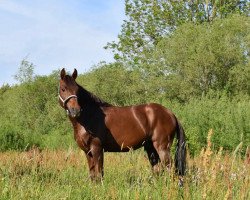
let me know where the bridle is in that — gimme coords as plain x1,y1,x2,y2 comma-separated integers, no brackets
58,94,78,108
58,82,78,108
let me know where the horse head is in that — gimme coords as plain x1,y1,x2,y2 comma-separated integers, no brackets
59,68,81,118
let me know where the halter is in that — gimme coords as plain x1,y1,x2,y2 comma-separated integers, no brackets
58,94,78,108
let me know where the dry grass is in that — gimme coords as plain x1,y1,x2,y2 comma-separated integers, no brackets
0,131,249,200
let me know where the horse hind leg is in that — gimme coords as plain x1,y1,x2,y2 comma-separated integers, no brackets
152,138,173,173
144,140,161,174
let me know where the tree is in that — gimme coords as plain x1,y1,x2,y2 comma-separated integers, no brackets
228,62,250,95
14,59,35,83
0,84,10,97
106,0,249,66
153,15,250,100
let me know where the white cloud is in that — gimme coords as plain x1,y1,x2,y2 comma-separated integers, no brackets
0,0,125,85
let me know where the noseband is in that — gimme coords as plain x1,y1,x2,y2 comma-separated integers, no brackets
58,94,78,108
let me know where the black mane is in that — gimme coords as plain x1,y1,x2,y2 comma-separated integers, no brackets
77,84,111,107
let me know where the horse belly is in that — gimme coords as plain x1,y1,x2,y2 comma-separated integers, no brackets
104,107,148,152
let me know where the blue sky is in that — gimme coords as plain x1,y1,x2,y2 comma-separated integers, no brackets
0,0,125,85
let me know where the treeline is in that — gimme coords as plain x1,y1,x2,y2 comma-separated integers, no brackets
0,0,249,154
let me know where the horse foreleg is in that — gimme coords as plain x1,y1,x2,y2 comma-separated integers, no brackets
85,138,104,182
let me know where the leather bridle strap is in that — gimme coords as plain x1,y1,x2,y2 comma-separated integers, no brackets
58,94,78,108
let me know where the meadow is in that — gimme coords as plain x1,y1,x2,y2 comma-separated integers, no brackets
0,131,249,200
1,2,249,199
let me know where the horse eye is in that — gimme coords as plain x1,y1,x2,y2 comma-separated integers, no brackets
62,88,65,92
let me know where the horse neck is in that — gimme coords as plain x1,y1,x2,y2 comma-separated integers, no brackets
78,85,111,107
69,116,80,130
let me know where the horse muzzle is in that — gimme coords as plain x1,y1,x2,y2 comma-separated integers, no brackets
67,107,81,118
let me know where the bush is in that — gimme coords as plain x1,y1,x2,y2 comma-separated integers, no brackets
0,123,40,151
167,92,250,155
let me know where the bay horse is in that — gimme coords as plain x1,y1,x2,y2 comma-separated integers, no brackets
58,68,186,182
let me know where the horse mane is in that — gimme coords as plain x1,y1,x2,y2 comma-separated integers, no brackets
77,84,111,107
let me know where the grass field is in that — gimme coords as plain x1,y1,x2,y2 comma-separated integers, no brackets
0,134,249,200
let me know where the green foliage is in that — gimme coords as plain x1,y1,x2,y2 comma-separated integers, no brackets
0,66,72,151
228,59,250,94
106,2,250,101
153,15,250,101
0,124,25,151
77,63,153,105
168,93,250,155
0,122,40,151
106,0,249,64
78,62,176,106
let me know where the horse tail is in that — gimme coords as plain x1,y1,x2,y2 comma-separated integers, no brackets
174,117,186,176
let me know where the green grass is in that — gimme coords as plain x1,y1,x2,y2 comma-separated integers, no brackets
0,142,249,200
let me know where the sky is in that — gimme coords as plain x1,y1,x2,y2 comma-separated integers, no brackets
0,0,125,85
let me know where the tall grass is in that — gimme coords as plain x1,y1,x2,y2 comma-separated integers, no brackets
0,131,249,200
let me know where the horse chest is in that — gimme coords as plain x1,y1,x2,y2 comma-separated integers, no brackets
73,126,92,152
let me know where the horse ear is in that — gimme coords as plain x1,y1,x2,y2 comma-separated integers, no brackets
60,68,66,79
72,68,78,80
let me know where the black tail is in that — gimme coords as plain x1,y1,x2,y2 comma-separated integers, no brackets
175,118,186,176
